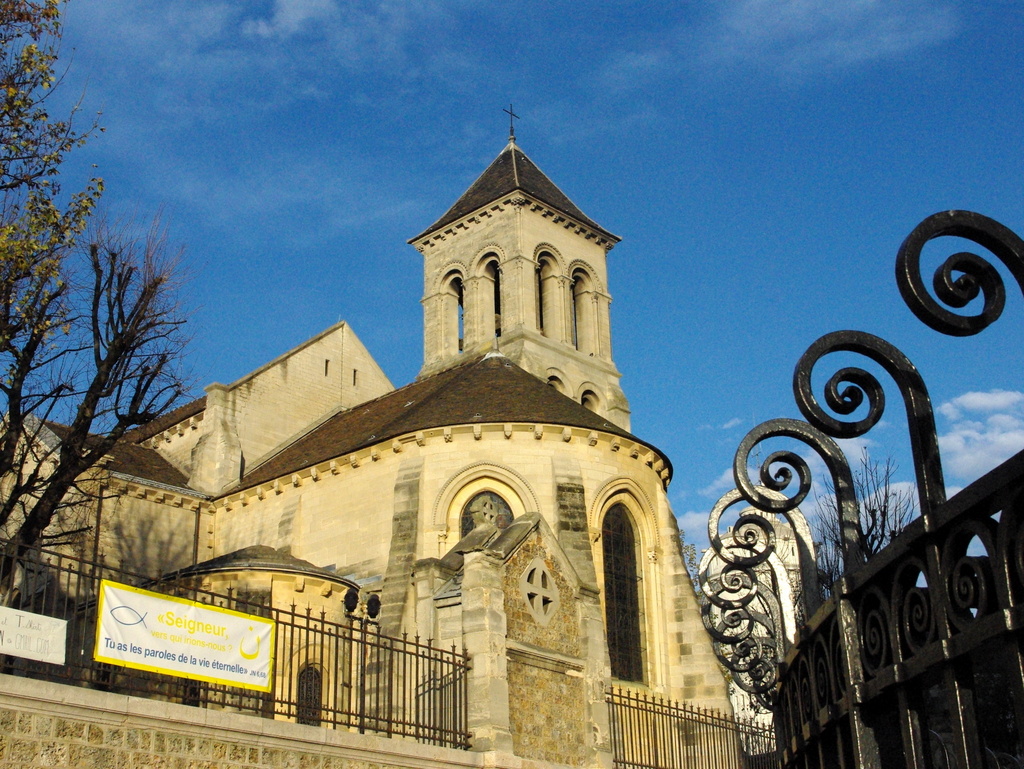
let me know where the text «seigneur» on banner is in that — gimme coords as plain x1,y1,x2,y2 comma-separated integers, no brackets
94,580,275,692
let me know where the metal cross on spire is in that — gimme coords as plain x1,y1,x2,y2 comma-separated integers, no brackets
503,104,520,142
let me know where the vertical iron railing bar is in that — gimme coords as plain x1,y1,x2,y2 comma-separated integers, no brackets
425,639,434,745
895,686,926,769
707,707,722,769
661,695,672,769
0,538,468,748
630,689,643,769
605,687,778,769
948,658,985,769
694,702,705,769
317,609,326,725
356,619,366,733
691,702,703,769
327,618,336,727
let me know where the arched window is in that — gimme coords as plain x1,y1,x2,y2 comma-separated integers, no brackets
537,253,559,339
442,273,464,355
581,390,599,412
456,278,465,350
602,504,644,682
460,491,513,538
297,664,323,725
482,257,501,339
571,269,594,353
547,376,566,394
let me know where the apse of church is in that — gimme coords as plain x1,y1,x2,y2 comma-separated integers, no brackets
93,136,731,762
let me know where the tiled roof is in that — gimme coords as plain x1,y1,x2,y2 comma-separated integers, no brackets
168,545,356,585
235,354,660,491
44,421,194,492
123,395,206,444
106,439,192,490
410,141,618,242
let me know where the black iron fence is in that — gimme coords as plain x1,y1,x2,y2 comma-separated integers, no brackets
775,450,1024,768
700,210,1024,768
0,540,470,749
607,687,778,769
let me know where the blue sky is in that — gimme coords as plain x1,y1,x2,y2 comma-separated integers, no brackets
54,0,1024,552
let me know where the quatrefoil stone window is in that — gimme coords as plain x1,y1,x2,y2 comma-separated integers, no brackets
520,558,559,626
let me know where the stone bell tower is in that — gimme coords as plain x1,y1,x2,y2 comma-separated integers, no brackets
408,136,631,430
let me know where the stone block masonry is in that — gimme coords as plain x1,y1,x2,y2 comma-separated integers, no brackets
0,674,580,769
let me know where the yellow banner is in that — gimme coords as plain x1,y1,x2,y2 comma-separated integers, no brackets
94,580,275,692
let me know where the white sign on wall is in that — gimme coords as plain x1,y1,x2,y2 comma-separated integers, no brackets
94,580,275,692
0,606,66,664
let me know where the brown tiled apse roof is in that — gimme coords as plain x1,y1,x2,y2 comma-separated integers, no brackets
237,354,662,490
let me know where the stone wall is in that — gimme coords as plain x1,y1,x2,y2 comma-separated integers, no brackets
185,322,393,494
504,535,580,656
0,674,568,769
503,534,587,766
97,486,204,576
507,658,586,766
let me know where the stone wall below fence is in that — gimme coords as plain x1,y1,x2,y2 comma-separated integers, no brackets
0,674,584,769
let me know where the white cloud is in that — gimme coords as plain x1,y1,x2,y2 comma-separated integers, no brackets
699,467,735,498
705,0,959,73
836,435,875,458
243,0,339,38
598,48,674,91
937,390,1024,480
938,390,1024,421
721,417,743,430
593,0,959,95
676,510,712,543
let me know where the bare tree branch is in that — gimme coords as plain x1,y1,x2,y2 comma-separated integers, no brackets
0,3,190,550
813,449,917,597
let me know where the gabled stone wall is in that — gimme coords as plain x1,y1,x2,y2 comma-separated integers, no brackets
188,322,393,495
503,532,588,766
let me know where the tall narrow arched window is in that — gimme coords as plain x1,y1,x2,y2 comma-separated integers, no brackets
297,664,323,725
456,278,465,350
442,273,464,355
571,269,594,353
537,253,559,339
602,504,644,682
536,263,545,333
484,258,502,338
571,274,580,349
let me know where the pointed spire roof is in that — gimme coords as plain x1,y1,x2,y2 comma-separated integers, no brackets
411,140,619,242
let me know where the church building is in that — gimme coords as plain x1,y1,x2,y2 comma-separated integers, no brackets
87,136,730,762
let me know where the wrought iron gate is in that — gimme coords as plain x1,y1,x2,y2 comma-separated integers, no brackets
700,211,1024,768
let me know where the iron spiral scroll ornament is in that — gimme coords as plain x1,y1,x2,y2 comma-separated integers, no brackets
896,210,1024,338
699,209,1024,720
700,419,855,710
700,488,787,712
701,333,941,708
793,330,946,518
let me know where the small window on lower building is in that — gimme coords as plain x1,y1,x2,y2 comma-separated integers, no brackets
297,664,323,726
